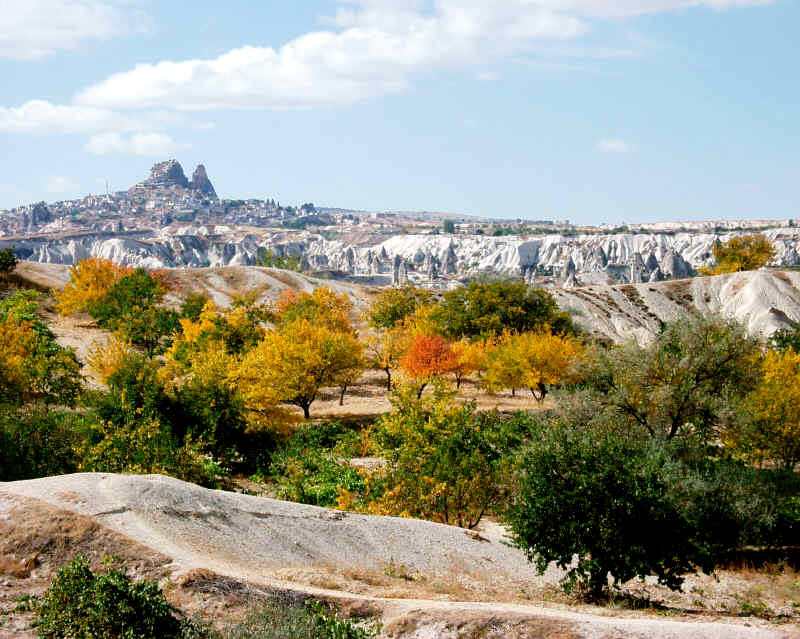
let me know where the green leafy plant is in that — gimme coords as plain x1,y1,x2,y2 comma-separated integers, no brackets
223,597,377,639
269,422,367,507
34,555,196,639
0,247,17,276
505,417,777,598
430,280,574,339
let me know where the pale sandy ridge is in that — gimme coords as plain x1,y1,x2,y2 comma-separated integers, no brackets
2,473,795,638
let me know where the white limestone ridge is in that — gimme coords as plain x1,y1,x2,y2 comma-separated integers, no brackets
9,228,800,285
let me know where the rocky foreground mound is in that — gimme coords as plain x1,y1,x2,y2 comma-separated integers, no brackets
1,474,795,638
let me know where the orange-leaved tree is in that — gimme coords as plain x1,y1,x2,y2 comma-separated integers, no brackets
56,257,131,315
400,333,458,398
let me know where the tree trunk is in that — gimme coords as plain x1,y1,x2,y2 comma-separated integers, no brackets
339,384,347,406
384,368,392,391
530,383,548,404
301,403,311,419
416,383,427,399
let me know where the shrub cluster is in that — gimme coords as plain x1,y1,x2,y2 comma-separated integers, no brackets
34,556,376,639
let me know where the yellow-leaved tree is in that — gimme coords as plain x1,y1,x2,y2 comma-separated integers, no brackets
484,329,583,402
701,233,775,275
87,335,136,383
234,318,364,419
273,286,353,333
366,325,411,392
56,257,131,315
450,338,489,389
729,348,800,471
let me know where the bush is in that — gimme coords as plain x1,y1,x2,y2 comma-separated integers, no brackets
35,555,196,639
0,247,17,275
268,422,366,507
0,404,88,481
505,420,776,597
81,418,226,489
224,598,377,639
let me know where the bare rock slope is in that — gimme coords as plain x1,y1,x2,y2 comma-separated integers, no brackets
1,474,795,638
554,269,800,344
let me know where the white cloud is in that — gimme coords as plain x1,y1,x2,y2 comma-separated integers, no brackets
597,138,634,153
84,132,183,156
529,0,771,18
72,0,771,112
46,175,79,193
0,0,150,60
0,100,140,134
75,2,587,111
0,0,773,157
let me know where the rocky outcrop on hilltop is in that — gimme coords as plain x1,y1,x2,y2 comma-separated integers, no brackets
190,164,216,197
133,159,190,191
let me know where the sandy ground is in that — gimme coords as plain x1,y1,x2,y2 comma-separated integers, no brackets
305,370,554,420
2,474,797,639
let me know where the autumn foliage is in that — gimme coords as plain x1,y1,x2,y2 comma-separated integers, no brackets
56,258,132,315
702,233,775,275
400,333,458,397
484,330,583,401
235,318,364,419
732,349,800,471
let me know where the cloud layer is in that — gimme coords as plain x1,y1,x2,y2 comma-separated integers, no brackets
0,0,149,60
0,0,773,155
84,132,183,156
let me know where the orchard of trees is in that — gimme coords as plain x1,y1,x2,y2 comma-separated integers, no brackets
1,257,799,606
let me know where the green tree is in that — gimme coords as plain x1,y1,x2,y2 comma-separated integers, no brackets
371,389,527,528
367,286,433,330
585,315,761,441
506,422,762,597
87,268,179,355
430,280,573,339
0,247,17,276
180,292,211,321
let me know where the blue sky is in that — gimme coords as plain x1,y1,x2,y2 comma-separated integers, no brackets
0,1,797,224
